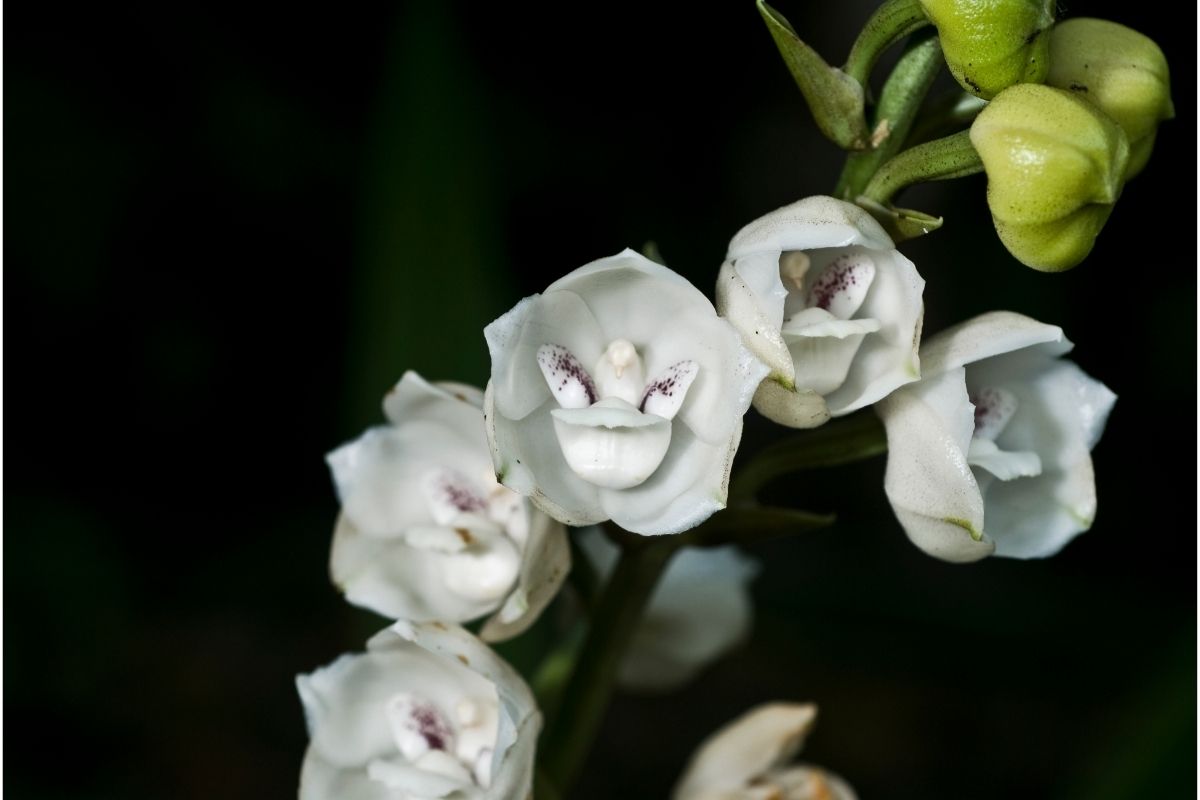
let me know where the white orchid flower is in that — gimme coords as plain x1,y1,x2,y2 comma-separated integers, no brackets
674,703,857,800
578,527,759,691
296,621,538,800
327,372,569,641
717,195,925,428
483,249,769,536
876,311,1117,562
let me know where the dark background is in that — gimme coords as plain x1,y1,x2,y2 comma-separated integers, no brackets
6,2,1195,797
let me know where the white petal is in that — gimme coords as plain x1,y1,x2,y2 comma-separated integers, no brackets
876,372,994,563
969,386,1020,441
821,247,924,415
967,438,1043,480
383,372,485,426
380,621,539,794
484,387,606,527
751,377,831,429
762,764,859,800
641,360,700,420
297,645,490,770
715,258,793,382
782,307,881,339
366,755,469,797
484,291,606,423
673,703,817,800
438,530,522,603
601,420,738,535
422,468,490,525
968,357,1116,473
536,344,598,409
726,196,894,259
480,512,570,642
804,252,876,320
784,317,872,397
299,752,395,800
331,515,500,623
985,461,1098,558
919,311,1069,377
551,399,673,490
620,544,759,691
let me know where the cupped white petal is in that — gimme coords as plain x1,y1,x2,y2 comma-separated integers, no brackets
485,387,606,527
967,438,1043,480
331,515,500,623
876,371,994,563
919,311,1069,377
298,622,537,800
601,420,740,535
641,360,700,420
383,372,485,428
716,258,793,382
484,291,606,423
751,378,831,429
821,247,924,415
300,753,394,800
968,355,1116,473
726,196,894,259
803,251,876,320
985,460,1098,558
674,703,817,800
551,399,674,490
381,621,539,795
537,344,598,409
760,764,859,800
783,316,874,398
480,511,570,642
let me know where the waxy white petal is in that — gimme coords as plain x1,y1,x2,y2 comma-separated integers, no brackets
537,344,597,409
719,197,924,424
674,704,816,800
641,360,700,420
486,249,767,535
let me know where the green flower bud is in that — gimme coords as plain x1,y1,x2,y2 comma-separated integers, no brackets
970,84,1130,271
1046,18,1174,178
919,0,1054,99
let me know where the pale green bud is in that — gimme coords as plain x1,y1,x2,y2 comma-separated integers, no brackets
919,0,1054,99
970,84,1130,271
1046,18,1174,178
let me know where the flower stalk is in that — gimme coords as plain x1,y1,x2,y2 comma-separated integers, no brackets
538,528,683,793
843,0,930,87
835,30,944,200
861,129,984,205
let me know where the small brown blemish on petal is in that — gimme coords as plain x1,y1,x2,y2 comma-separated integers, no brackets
456,654,469,665
455,527,474,545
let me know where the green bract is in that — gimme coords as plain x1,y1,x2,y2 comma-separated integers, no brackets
1046,18,1174,178
919,0,1053,99
970,84,1130,271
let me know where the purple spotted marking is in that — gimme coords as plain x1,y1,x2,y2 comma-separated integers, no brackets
432,470,488,514
400,700,455,752
807,254,873,312
640,360,699,419
970,386,1018,440
537,344,597,407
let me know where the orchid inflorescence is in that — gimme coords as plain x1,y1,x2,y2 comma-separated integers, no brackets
297,2,1169,797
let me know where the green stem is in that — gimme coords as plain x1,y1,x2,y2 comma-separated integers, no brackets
861,129,983,205
843,0,930,87
538,531,681,793
729,411,888,504
835,30,943,200
904,90,987,147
